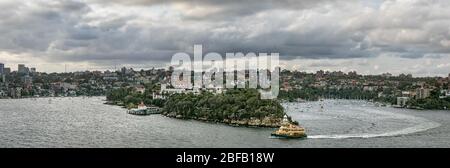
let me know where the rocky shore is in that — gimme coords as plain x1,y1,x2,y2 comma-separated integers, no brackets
162,112,282,128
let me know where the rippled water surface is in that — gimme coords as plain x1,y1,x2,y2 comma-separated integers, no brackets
1,97,450,147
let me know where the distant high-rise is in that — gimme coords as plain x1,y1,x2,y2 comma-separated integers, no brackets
0,63,3,83
3,67,11,74
0,63,4,74
18,64,27,74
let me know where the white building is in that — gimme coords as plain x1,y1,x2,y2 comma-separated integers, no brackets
397,97,410,107
0,90,6,97
61,82,77,91
416,88,431,99
154,83,226,99
135,85,146,94
440,90,450,99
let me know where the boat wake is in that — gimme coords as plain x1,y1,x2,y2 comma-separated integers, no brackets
306,108,441,139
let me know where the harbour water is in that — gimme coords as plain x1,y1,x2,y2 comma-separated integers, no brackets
1,97,449,147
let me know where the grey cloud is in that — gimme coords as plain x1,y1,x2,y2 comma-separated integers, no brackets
69,27,99,40
0,0,449,72
0,0,89,52
90,0,348,20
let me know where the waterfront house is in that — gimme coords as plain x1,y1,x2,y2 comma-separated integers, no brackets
397,97,409,107
135,85,146,94
440,90,450,99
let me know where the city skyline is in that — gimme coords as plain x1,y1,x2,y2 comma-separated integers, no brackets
1,0,450,76
0,61,449,78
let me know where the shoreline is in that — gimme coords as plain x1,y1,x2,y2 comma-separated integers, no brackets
282,98,450,111
105,100,283,128
4,96,445,112
0,95,103,100
161,112,282,128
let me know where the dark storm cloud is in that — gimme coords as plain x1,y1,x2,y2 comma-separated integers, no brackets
0,0,450,70
91,0,339,10
90,0,353,21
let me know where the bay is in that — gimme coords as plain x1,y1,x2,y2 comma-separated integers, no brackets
0,97,449,148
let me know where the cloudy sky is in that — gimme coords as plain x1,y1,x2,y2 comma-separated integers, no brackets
0,0,449,76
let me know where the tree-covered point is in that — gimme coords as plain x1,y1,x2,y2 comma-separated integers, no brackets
162,89,285,121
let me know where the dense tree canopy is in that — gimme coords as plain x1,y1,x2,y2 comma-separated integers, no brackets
162,89,285,121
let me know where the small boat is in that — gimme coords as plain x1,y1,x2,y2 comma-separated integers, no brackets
271,115,307,139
